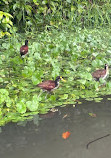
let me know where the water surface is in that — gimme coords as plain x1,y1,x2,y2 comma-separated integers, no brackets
0,96,111,158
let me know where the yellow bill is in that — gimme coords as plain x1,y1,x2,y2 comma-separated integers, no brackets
60,76,66,82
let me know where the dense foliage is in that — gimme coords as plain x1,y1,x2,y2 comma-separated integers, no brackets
0,0,111,126
0,11,13,38
0,0,111,35
0,28,111,125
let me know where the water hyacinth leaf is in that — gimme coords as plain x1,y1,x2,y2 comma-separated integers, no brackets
106,82,111,88
99,78,105,84
26,95,39,111
86,73,92,81
92,60,98,67
0,78,3,82
94,98,103,102
0,28,111,126
59,94,68,100
107,98,111,101
0,89,9,95
16,103,27,114
6,97,12,107
2,43,8,49
85,67,91,72
34,52,41,59
32,75,41,85
80,72,92,81
68,77,74,82
48,95,56,101
22,111,39,117
78,79,86,85
94,82,99,89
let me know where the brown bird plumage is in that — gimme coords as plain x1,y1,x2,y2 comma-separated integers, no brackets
37,76,65,92
38,80,56,91
20,40,28,56
92,64,109,81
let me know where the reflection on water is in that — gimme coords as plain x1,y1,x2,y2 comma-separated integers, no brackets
0,96,111,158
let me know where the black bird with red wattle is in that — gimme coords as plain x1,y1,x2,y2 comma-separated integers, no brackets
20,40,28,57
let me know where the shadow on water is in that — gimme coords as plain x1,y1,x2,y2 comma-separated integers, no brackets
0,96,111,158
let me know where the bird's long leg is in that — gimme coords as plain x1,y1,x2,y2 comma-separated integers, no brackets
38,90,44,98
38,90,51,99
45,92,49,99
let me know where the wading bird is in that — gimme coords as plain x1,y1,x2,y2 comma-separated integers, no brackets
20,40,28,57
92,64,109,81
37,76,66,98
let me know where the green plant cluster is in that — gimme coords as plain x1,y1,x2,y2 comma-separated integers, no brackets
0,27,111,126
0,11,13,38
0,0,111,35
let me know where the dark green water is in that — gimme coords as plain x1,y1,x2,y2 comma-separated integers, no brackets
0,96,111,158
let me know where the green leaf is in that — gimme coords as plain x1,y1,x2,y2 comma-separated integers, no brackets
0,78,3,82
0,11,3,20
60,94,68,100
26,95,39,112
26,100,39,112
78,79,86,85
16,103,26,114
94,98,103,102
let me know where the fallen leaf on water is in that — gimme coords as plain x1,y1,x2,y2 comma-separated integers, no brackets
89,113,96,117
62,131,71,139
75,100,79,102
50,108,58,112
62,114,68,119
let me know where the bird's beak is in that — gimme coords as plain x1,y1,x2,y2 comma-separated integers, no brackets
60,76,66,82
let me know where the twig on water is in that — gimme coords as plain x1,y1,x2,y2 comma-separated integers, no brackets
86,134,110,149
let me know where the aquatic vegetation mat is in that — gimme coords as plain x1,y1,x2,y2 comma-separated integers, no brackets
0,28,111,126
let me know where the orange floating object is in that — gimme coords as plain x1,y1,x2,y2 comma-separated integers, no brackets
62,131,71,139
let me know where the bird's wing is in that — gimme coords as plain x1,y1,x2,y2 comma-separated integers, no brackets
92,69,106,78
20,45,28,53
37,80,55,90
